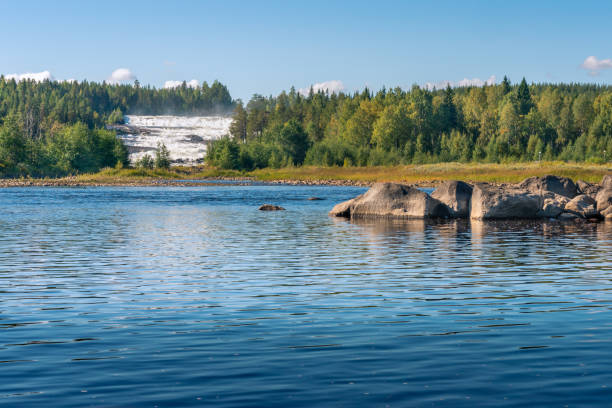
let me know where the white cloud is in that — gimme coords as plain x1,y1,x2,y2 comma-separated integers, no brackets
108,68,136,84
581,56,612,76
163,79,200,89
5,70,54,82
424,75,496,91
299,80,345,96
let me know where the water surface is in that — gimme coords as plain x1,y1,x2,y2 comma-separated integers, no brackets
0,186,611,407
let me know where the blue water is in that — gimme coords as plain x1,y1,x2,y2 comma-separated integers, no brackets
1,186,611,407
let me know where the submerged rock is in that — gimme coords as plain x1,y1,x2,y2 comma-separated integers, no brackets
519,175,578,199
307,197,323,201
470,184,540,220
329,183,450,219
259,204,285,211
431,180,473,218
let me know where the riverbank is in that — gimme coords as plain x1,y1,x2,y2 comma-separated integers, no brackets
0,162,610,187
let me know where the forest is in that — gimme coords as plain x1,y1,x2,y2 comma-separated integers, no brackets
0,77,233,177
207,77,612,170
1,75,612,178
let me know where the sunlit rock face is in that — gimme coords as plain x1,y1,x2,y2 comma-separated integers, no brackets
113,115,233,165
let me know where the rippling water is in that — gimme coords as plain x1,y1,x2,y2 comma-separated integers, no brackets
1,186,611,407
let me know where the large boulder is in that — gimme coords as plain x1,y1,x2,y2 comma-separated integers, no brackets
563,194,599,219
329,196,361,217
329,183,450,219
519,175,578,199
596,188,612,216
431,180,473,218
470,184,541,219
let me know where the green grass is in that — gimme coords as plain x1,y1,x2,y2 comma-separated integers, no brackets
248,162,612,184
38,162,612,185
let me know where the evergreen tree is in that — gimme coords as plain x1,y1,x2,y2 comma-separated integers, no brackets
516,77,533,115
437,84,458,132
155,142,171,169
502,76,511,95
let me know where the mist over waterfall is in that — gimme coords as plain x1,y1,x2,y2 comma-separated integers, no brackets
114,115,233,165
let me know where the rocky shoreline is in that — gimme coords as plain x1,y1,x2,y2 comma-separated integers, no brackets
0,177,255,188
330,175,612,221
0,177,378,188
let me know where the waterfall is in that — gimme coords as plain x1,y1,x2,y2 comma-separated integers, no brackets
115,115,233,165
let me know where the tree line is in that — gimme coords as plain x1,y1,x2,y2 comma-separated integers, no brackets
207,78,612,169
0,77,234,177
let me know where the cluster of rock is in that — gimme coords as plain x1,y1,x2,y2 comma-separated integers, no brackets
329,175,612,221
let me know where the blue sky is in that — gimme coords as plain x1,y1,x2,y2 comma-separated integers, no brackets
1,0,611,100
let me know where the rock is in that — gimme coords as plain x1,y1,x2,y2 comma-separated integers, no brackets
559,212,579,220
470,184,541,219
259,204,285,211
596,188,612,215
602,175,612,190
519,175,578,198
329,197,360,217
539,193,570,218
307,197,323,201
576,180,601,197
430,180,473,218
564,194,599,219
329,183,450,219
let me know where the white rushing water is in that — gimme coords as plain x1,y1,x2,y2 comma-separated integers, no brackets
117,115,233,165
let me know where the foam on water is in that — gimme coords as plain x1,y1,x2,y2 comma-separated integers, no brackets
118,115,233,165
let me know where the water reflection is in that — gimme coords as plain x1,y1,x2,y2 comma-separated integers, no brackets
0,186,611,407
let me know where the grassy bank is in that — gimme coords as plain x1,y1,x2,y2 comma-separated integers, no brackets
248,162,611,185
1,162,610,187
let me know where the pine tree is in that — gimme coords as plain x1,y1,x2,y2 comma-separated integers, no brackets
516,77,533,115
502,76,511,95
438,84,458,132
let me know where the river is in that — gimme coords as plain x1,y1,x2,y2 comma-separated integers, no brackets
1,185,611,407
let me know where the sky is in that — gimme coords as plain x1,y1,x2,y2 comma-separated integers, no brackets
0,0,611,101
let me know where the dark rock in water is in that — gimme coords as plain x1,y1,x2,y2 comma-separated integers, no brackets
559,212,579,220
564,194,599,219
183,134,205,143
126,145,157,154
519,175,578,199
308,197,323,201
259,204,285,211
431,180,473,218
107,124,153,135
470,184,540,220
329,183,450,219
